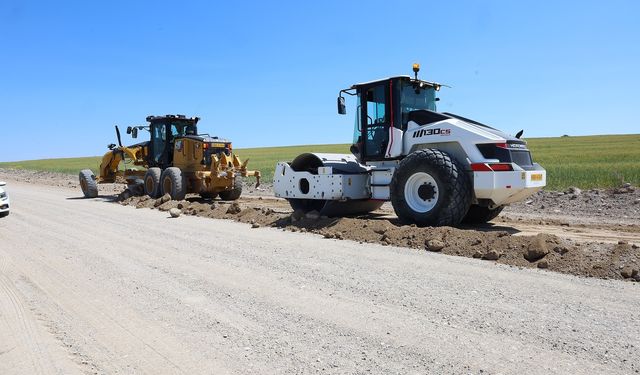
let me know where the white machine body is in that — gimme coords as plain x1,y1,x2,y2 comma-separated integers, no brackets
274,116,546,208
0,181,10,217
273,71,546,221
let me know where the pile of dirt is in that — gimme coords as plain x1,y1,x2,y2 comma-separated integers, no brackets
0,168,126,195
0,168,81,188
119,194,640,282
506,184,640,224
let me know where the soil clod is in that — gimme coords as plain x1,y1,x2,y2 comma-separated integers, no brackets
169,208,181,218
425,239,445,252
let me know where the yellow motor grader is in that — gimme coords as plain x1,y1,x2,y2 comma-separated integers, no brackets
79,114,260,200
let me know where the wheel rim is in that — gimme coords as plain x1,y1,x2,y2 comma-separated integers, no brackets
404,172,439,213
145,176,154,194
163,177,172,196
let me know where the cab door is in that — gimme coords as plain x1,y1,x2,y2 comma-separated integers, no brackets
360,83,390,160
149,123,170,168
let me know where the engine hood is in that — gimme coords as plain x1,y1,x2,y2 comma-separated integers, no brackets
127,141,149,148
442,112,522,143
180,135,231,143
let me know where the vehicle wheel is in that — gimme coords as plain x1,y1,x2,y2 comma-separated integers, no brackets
144,168,162,198
200,191,218,200
0,211,8,218
218,177,243,201
160,167,186,200
127,179,145,197
390,149,472,227
79,169,98,198
462,205,504,224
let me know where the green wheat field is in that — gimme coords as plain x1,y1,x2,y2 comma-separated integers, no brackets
1,134,638,191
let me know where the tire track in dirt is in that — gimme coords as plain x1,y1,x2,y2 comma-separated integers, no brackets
0,253,79,375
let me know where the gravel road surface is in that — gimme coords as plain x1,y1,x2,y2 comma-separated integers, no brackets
0,182,638,374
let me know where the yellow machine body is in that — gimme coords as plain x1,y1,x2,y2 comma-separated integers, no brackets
92,115,260,198
97,145,148,183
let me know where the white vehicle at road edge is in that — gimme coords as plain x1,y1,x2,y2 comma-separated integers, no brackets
0,181,10,218
274,64,546,226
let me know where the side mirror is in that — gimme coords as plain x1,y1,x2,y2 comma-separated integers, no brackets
337,96,347,115
131,128,138,139
126,126,132,134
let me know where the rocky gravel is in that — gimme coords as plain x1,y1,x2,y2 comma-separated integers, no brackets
505,183,640,225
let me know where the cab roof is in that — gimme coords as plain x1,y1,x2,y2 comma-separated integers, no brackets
347,75,445,90
146,114,200,123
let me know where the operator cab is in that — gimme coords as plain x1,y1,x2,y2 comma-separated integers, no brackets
146,114,200,168
338,64,444,162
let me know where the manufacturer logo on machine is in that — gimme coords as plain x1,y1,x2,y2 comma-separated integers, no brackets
412,128,451,138
508,143,527,149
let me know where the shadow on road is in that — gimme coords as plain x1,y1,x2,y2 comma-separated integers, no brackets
460,223,522,235
66,194,119,202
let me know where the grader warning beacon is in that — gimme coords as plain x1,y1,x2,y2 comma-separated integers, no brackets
79,114,260,200
273,64,546,226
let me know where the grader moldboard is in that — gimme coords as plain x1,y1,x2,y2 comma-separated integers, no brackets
79,114,260,201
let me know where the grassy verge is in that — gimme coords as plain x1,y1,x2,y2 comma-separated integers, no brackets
524,134,639,190
1,135,638,190
0,156,104,175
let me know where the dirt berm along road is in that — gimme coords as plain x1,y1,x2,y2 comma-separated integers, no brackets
1,181,639,374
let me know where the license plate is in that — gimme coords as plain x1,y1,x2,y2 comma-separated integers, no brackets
530,173,543,181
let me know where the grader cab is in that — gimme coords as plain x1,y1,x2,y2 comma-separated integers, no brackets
79,114,260,201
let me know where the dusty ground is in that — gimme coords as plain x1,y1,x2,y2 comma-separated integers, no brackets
1,168,639,282
0,179,638,374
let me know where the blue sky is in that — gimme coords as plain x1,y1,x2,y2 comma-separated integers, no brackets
1,0,638,161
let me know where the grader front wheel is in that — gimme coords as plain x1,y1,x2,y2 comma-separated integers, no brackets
79,169,98,198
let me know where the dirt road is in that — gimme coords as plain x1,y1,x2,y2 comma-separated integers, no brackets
0,182,638,374
3,168,639,281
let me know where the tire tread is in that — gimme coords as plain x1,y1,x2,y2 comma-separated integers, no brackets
219,177,243,201
79,169,98,198
390,149,471,227
161,167,186,200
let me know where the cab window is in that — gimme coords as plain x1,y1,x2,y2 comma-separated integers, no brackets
362,84,388,158
400,83,437,128
366,85,387,125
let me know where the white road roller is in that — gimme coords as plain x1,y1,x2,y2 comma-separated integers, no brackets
274,64,546,226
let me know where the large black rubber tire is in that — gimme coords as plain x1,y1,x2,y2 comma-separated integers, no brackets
219,177,243,201
79,169,98,198
199,192,218,200
0,211,9,218
144,168,162,198
390,149,472,227
462,205,505,224
127,179,145,197
160,167,186,200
